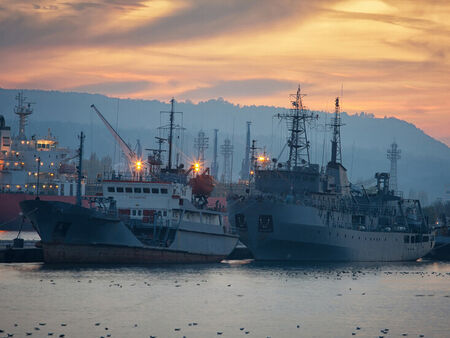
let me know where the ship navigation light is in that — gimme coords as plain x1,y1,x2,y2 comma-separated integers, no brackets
194,162,200,173
135,160,143,171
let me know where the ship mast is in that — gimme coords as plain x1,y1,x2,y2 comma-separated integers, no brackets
387,141,401,194
330,97,344,164
14,91,33,140
160,98,183,170
277,85,317,170
76,131,85,207
240,121,251,180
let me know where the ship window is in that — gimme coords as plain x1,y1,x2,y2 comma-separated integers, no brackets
410,236,415,243
235,214,247,230
258,215,274,232
138,210,142,216
423,236,429,242
143,188,150,193
172,210,181,222
125,187,132,193
116,187,124,193
161,188,168,194
185,211,201,222
134,187,142,193
107,187,115,193
152,188,159,194
163,211,167,216
132,210,137,216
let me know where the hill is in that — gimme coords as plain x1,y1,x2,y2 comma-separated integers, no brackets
0,88,448,202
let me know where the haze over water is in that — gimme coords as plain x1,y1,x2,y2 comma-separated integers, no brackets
1,259,449,337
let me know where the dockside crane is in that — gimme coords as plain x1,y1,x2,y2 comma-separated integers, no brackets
90,104,144,175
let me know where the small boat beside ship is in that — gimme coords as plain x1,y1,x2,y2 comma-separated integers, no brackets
20,100,238,264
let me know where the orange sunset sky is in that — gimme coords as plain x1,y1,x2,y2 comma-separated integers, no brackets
0,0,449,145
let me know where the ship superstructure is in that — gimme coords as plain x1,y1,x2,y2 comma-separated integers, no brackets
228,86,434,261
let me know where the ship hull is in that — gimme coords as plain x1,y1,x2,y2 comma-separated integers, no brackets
42,243,226,264
0,193,80,231
228,199,434,262
426,236,450,260
20,199,238,264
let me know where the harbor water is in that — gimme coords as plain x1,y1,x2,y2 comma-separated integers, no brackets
1,235,449,338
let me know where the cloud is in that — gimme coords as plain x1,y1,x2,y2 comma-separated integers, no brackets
69,80,153,95
179,78,297,100
0,0,335,49
66,2,104,11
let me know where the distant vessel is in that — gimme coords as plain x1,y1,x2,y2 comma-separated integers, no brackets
228,86,434,261
0,92,85,230
427,219,450,260
21,100,238,264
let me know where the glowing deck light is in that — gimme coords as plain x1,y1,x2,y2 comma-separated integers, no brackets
135,161,143,171
194,162,200,172
250,170,254,175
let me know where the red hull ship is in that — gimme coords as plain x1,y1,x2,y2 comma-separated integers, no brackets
0,92,84,231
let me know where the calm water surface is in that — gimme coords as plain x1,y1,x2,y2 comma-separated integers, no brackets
1,259,449,337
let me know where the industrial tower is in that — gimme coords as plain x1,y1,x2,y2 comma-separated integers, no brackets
387,141,401,194
276,85,317,169
211,129,219,179
220,138,233,185
239,121,251,181
194,129,209,164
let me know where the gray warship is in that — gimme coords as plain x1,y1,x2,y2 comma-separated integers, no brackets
228,86,434,261
20,100,238,264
